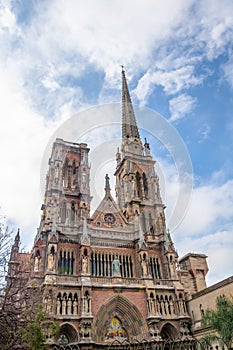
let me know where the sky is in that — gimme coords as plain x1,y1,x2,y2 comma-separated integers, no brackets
0,0,233,286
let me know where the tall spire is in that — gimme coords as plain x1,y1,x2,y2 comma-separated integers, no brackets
121,67,140,140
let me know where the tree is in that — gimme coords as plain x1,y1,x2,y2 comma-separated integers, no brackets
0,215,58,349
0,214,12,293
201,295,233,350
20,308,58,350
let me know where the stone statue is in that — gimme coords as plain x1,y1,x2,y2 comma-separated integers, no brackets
112,256,121,276
141,258,148,277
58,334,68,345
48,253,54,271
34,256,40,272
82,255,88,274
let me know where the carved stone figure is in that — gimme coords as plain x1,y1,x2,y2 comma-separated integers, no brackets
112,256,121,276
82,255,88,274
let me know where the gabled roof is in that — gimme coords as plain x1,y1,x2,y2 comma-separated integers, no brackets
91,175,127,229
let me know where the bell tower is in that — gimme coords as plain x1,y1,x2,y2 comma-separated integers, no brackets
115,69,166,239
41,138,91,233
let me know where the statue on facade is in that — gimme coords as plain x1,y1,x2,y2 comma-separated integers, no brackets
34,256,40,272
47,253,54,271
141,255,148,277
112,256,121,276
82,255,88,274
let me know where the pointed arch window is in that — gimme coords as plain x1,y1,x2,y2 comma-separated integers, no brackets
63,158,72,188
142,172,148,198
149,256,162,279
71,202,76,225
58,249,75,275
149,212,154,234
136,172,142,199
72,161,76,175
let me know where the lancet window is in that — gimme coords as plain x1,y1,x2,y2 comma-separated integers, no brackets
70,201,76,225
56,292,78,316
91,252,133,277
148,213,154,234
142,172,148,198
63,159,71,188
63,158,78,189
149,256,162,279
136,172,142,199
58,249,75,275
60,201,67,223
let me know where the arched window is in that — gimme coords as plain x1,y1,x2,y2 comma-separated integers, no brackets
63,158,72,188
71,202,76,225
35,249,40,257
142,173,148,198
136,172,142,199
58,249,74,275
149,212,154,234
72,161,76,175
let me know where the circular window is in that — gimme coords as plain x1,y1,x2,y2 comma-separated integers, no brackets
104,213,116,225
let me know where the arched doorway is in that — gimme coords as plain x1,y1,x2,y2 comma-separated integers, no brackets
160,323,179,340
56,323,79,345
93,295,148,343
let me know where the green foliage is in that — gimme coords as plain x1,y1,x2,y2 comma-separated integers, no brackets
19,308,59,350
49,320,59,338
201,295,233,350
20,310,48,350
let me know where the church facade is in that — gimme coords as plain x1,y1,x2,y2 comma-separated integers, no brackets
8,70,212,348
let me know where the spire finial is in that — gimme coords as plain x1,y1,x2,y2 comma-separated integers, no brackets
121,65,125,72
105,174,110,188
15,228,20,243
105,174,111,194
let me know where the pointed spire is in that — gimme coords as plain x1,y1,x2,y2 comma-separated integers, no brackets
15,228,20,243
121,67,140,140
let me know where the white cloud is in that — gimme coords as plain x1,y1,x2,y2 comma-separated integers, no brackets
222,58,233,89
172,178,233,285
0,0,18,35
169,94,197,122
196,0,233,60
134,57,205,106
0,62,66,249
151,157,233,286
174,179,233,237
198,124,211,143
34,0,193,71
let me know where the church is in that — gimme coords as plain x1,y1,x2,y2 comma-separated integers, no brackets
8,70,219,349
